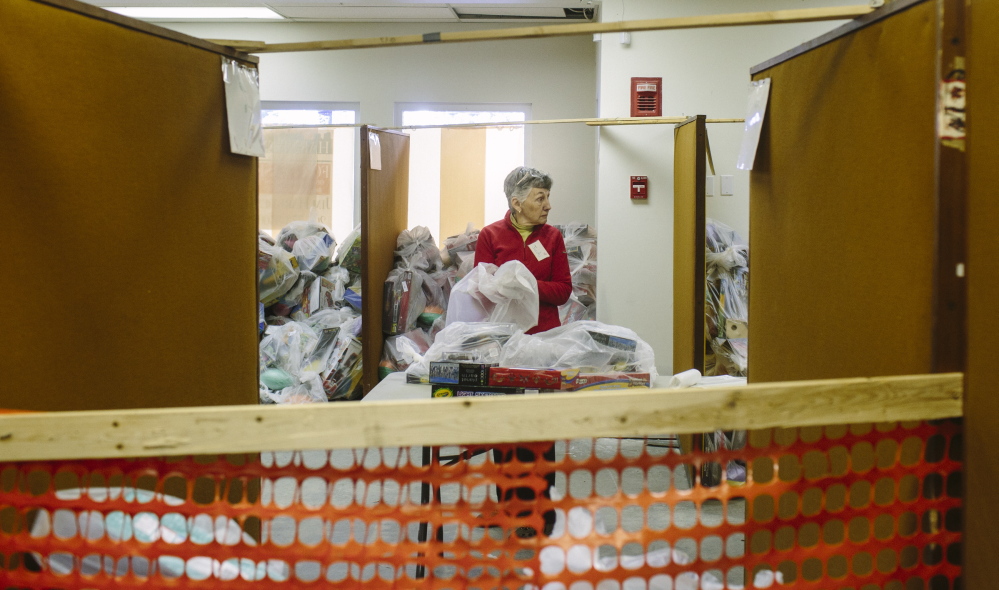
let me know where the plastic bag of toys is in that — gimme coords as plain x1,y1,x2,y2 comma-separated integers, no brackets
276,221,338,274
395,225,443,272
336,224,362,275
258,236,299,307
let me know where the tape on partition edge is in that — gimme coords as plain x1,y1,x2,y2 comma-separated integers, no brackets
423,32,442,43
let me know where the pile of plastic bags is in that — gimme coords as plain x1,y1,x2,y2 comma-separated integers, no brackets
257,221,364,403
379,227,451,378
704,219,748,377
555,223,598,325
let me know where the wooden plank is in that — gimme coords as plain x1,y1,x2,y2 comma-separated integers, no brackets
439,128,487,240
250,6,873,53
0,373,963,462
360,127,411,395
1,0,259,411
30,0,257,63
961,0,998,582
673,115,706,374
748,0,938,382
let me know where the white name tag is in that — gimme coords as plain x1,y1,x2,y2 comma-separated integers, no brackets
529,241,550,261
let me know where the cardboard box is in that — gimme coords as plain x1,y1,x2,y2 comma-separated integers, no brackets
587,330,638,352
489,367,581,390
431,384,534,397
429,361,496,386
569,372,651,391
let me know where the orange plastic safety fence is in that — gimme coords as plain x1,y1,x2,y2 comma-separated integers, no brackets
0,420,961,590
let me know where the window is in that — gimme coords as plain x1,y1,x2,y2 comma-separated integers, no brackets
259,102,359,246
396,103,530,242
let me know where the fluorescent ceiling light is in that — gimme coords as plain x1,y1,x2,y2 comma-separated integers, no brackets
106,7,283,19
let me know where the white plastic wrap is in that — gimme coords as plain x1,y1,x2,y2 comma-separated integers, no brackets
404,322,519,383
446,261,539,332
500,320,657,379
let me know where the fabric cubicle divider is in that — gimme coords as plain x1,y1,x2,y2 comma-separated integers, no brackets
360,127,411,395
672,115,706,375
747,0,940,383
0,0,259,410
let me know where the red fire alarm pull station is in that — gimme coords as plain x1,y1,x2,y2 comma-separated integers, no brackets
631,176,648,200
631,77,662,117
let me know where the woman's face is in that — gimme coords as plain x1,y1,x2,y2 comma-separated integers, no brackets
514,187,551,226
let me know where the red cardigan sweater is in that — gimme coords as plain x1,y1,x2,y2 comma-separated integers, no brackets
474,213,572,334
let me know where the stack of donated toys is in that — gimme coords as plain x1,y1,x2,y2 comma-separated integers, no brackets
257,221,365,403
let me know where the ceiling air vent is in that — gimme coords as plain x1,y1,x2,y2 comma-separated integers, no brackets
631,77,663,118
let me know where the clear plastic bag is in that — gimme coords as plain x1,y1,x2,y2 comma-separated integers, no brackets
440,223,479,268
446,261,539,332
404,322,519,383
269,270,316,317
320,315,364,401
299,266,350,318
556,223,598,326
276,221,337,274
336,224,362,275
500,320,657,379
395,226,443,272
258,237,299,306
705,219,749,377
260,375,327,405
379,330,433,379
383,268,427,336
258,321,319,378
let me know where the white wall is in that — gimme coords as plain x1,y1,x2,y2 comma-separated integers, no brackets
594,0,862,376
166,21,598,229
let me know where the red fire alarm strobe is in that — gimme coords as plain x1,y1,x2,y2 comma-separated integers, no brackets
631,176,648,200
631,77,662,117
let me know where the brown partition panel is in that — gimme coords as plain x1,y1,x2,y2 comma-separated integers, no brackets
0,0,258,410
360,127,410,395
963,0,998,583
673,116,706,374
748,0,937,382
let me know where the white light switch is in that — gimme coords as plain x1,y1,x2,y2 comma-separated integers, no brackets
705,176,716,197
720,175,734,196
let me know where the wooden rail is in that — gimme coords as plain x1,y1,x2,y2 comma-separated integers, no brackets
0,373,961,462
207,6,874,54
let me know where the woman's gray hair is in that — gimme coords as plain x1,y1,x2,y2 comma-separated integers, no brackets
504,166,553,208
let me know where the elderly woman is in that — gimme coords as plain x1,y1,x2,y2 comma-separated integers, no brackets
474,166,572,334
475,166,571,537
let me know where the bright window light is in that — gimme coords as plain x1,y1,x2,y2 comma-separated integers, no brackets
262,110,356,127
106,7,284,19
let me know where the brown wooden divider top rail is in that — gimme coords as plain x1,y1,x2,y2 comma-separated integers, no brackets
0,373,962,462
210,6,873,54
